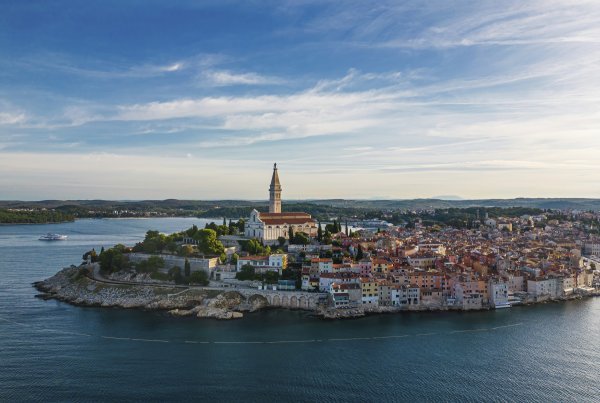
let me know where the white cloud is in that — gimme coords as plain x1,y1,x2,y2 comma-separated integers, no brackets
199,70,285,86
0,112,26,125
159,63,183,72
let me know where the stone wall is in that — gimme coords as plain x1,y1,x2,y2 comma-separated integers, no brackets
235,289,326,310
128,253,218,274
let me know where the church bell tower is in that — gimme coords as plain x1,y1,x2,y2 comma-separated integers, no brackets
269,163,282,213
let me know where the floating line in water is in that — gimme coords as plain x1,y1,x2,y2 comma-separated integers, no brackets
0,315,524,346
100,336,169,343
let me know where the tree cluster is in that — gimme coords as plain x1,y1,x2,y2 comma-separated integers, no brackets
0,209,74,224
241,238,271,255
235,264,280,284
99,244,131,273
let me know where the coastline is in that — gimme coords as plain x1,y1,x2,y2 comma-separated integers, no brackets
0,216,221,225
0,220,74,226
34,265,599,320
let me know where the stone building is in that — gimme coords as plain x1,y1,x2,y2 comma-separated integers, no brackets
244,164,318,244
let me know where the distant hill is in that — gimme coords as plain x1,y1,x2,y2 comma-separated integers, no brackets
1,198,599,212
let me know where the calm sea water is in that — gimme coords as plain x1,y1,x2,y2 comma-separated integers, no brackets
1,218,599,402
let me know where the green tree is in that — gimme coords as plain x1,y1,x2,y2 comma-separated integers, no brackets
289,227,294,241
229,220,238,234
99,247,130,273
184,258,191,277
356,244,364,260
169,266,183,284
166,241,177,253
235,264,256,281
193,229,225,255
231,253,239,266
292,232,310,245
278,236,286,247
237,219,245,232
263,270,280,284
317,222,323,242
189,270,209,286
185,225,198,237
136,255,165,273
323,230,332,245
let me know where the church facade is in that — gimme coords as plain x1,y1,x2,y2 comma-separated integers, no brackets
245,164,318,244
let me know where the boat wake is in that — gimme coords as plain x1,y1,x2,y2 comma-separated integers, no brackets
0,315,524,346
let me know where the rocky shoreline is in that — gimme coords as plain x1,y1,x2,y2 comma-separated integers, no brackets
34,266,271,320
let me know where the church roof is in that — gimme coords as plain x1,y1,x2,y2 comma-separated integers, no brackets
260,218,316,225
259,212,311,218
258,212,315,225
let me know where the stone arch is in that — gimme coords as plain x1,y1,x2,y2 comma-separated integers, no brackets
272,295,281,306
290,296,298,308
299,296,307,309
281,295,289,307
308,297,316,309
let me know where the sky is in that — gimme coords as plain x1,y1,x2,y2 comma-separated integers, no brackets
1,0,600,200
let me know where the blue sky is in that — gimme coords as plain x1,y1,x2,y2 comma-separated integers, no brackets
1,1,599,200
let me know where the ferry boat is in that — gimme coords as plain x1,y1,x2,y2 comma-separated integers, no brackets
39,233,68,241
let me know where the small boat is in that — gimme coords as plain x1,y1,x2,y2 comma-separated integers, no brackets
39,233,68,241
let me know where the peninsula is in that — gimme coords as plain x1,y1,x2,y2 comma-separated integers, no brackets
35,165,600,319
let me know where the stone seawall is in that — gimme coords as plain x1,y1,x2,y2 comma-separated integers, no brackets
34,266,327,320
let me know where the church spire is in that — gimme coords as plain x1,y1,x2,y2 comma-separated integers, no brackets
269,163,282,213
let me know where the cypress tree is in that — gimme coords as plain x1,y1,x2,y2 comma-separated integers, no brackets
356,245,364,260
317,222,323,242
184,258,191,277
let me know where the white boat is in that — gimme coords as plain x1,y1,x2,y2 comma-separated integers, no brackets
39,233,68,241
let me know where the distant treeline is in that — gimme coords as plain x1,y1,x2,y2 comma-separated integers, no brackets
0,209,75,224
0,198,597,226
3,198,600,213
197,203,379,221
393,207,545,229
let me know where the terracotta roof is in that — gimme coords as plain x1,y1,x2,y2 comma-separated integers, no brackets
239,256,269,261
261,218,316,225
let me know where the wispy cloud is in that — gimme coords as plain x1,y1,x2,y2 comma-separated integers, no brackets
2,1,600,198
199,70,285,86
3,52,228,80
0,112,26,125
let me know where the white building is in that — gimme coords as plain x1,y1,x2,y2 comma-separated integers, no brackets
488,280,510,308
244,164,318,244
527,278,558,299
237,254,288,274
391,285,420,307
583,243,600,256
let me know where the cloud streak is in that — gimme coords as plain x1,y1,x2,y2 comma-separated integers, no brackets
1,1,600,198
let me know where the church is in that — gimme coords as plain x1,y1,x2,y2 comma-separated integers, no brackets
244,164,318,244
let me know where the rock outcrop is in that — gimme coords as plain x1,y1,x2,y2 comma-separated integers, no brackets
35,267,252,319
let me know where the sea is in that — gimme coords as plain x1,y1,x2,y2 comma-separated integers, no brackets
0,218,599,402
